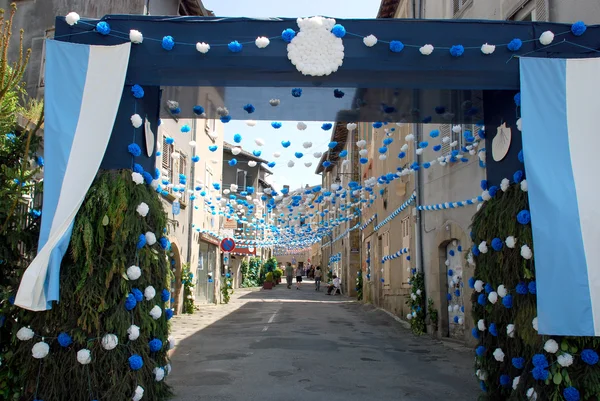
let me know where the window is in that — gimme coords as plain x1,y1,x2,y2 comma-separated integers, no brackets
508,0,537,21
162,135,174,179
401,216,411,278
453,0,472,15
236,169,247,190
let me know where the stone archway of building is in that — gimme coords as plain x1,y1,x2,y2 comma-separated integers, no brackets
169,239,183,315
433,220,473,343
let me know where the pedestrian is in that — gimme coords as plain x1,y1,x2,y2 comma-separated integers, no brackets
314,266,322,291
295,265,303,290
285,262,294,289
327,275,340,295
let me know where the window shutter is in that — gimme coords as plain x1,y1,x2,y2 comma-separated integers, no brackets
440,124,452,155
535,0,549,21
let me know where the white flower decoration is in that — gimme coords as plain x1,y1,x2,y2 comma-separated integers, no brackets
482,190,491,201
101,334,119,351
132,172,144,185
521,180,528,192
476,369,487,380
304,162,312,167
505,236,517,249
65,12,80,26
557,353,574,367
477,319,486,331
346,123,357,131
128,324,140,341
127,265,141,280
17,327,34,341
302,141,312,149
165,363,172,375
248,160,257,167
313,152,323,158
406,313,413,320
500,178,510,192
416,289,422,295
287,160,295,167
544,339,559,353
273,152,281,158
132,385,144,401
246,120,256,127
77,349,92,365
255,138,265,147
169,336,176,350
507,323,516,338
131,114,143,128
419,44,434,55
521,244,533,260
488,291,498,304
130,30,143,44
196,42,210,53
287,16,344,76
32,341,50,359
255,36,270,48
415,148,423,156
405,134,414,142
150,305,162,320
136,202,149,217
379,155,387,161
363,34,378,47
153,367,165,382
145,232,157,246
493,348,505,362
296,122,307,130
527,388,538,401
532,316,538,331
497,285,507,298
512,376,520,390
540,31,554,45
478,241,488,254
411,293,417,300
356,140,367,148
359,149,368,157
517,118,522,131
231,147,242,156
481,43,496,54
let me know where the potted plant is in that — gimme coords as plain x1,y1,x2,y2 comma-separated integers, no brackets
273,268,283,284
263,272,274,290
426,298,439,337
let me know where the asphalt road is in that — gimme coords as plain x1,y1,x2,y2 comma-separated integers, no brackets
168,281,479,401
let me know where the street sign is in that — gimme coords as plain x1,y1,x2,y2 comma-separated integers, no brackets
220,237,236,252
223,252,230,266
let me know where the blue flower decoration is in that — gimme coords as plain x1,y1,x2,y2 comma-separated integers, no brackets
423,162,431,169
131,84,144,99
433,145,442,152
449,249,455,256
477,293,486,305
242,103,256,114
291,88,302,98
281,141,291,148
129,354,143,370
390,40,405,53
378,147,387,154
149,338,163,352
360,157,368,164
128,143,142,157
532,366,549,381
162,36,175,50
513,170,524,183
484,283,493,294
528,281,536,294
510,357,525,369
516,282,528,295
329,141,339,149
154,168,161,180
295,152,303,159
228,41,242,52
192,156,200,163
322,123,333,131
57,332,73,347
499,374,510,387
468,277,476,289
209,145,218,152
36,155,44,167
454,289,460,297
334,89,345,98
419,141,429,148
532,354,549,368
165,137,175,145
132,288,143,302
398,151,406,159
220,115,231,123
489,323,498,336
160,237,170,250
267,162,276,168
488,186,498,197
96,21,110,35
193,105,205,115
446,293,452,301
181,125,191,133
323,161,332,168
453,315,459,323
372,122,383,129
472,245,480,256
517,210,531,225
331,24,346,38
571,21,587,36
475,346,486,357
429,129,440,138
282,28,296,42
507,38,523,51
518,149,524,163
125,293,137,311
165,309,174,320
228,159,237,167
514,92,521,107
491,238,503,251
450,45,464,57
564,387,580,401
136,234,146,249
30,209,41,219
471,328,479,339
502,294,513,308
448,269,454,277
272,122,282,129
252,150,262,157
581,349,599,365
339,150,348,157
233,134,242,143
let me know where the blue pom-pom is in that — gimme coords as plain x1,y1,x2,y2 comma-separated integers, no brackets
333,89,345,98
453,315,459,323
517,210,531,225
322,123,333,131
228,41,242,52
528,281,536,294
233,133,242,143
165,137,174,145
165,309,174,320
448,269,454,276
267,162,276,168
96,21,111,35
129,354,144,370
281,140,291,148
209,145,218,152
471,328,479,339
323,161,332,168
133,164,144,174
181,124,190,133
571,21,587,36
419,141,429,148
468,277,476,289
433,145,441,152
252,150,262,157
132,288,143,302
485,283,493,294
477,293,486,305
398,151,407,159
499,374,510,387
282,28,296,43
136,234,146,249
581,349,599,365
475,345,486,357
125,293,137,311
328,141,338,149
480,180,488,190
193,105,205,115
294,152,303,159
149,338,163,352
429,129,440,138
36,156,44,167
131,84,144,99
378,147,388,154
449,250,455,257
373,122,383,129
450,45,464,57
513,170,524,183
516,282,528,295
162,36,175,50
57,332,73,347
491,238,503,251
220,115,231,123
514,92,521,107
291,88,302,98
154,168,160,180
518,149,524,163
446,293,452,301
532,354,549,368
507,38,523,51
390,40,405,53
423,162,431,168
272,122,282,129
512,357,525,369
128,143,142,157
160,237,169,250
339,150,348,157
360,157,368,164
563,387,581,401
502,294,513,308
331,24,346,38
532,366,549,381
488,186,498,197
228,159,237,167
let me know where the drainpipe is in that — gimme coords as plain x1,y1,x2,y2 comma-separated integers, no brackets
186,118,197,266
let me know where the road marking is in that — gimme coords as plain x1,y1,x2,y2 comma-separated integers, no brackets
262,309,279,332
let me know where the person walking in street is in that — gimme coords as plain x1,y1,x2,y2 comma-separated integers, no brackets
327,275,341,295
314,266,322,291
285,262,294,289
295,265,303,290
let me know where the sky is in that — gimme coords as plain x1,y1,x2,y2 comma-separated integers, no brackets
203,0,382,191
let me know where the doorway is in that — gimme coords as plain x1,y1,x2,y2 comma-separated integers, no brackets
196,241,216,304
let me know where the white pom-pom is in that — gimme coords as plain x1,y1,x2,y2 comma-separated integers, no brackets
287,160,295,167
419,44,434,55
136,202,149,217
32,341,50,359
493,348,505,362
248,161,257,167
544,339,559,354
171,152,180,160
231,147,242,156
130,29,143,44
302,141,312,149
517,118,522,131
482,190,491,201
363,34,378,47
520,180,528,192
507,323,516,338
405,134,414,142
512,376,520,390
165,363,172,375
506,236,517,249
255,36,270,48
169,336,176,350
65,12,80,26
128,324,141,341
532,317,538,331
150,305,162,320
101,334,119,350
481,43,496,54
255,138,265,147
406,313,413,320
346,123,357,131
132,385,144,401
477,319,486,331
488,291,498,304
131,114,143,128
557,353,574,367
297,122,307,130
415,148,424,156
540,31,554,45
359,149,368,157
500,178,510,192
356,140,367,148
17,327,34,341
132,172,144,185
188,141,197,147
153,367,166,382
521,244,533,260
304,162,312,167
476,369,488,380
478,241,488,254
497,285,507,298
379,155,387,161
313,152,323,158
196,42,210,53
273,152,281,158
127,265,141,280
527,388,537,401
77,349,92,365
246,120,256,127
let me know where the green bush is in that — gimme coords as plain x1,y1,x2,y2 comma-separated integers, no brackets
273,268,283,280
406,271,426,335
241,258,261,288
264,272,273,283
182,264,195,314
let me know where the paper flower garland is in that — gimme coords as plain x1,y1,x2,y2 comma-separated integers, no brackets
540,30,554,45
96,21,111,35
65,12,80,26
255,36,270,48
101,334,119,351
162,36,175,50
228,41,243,52
363,34,377,47
32,341,50,359
196,42,210,53
136,201,149,217
128,324,141,341
420,44,434,55
77,349,92,365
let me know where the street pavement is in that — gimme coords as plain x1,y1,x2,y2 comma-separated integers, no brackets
168,280,478,401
